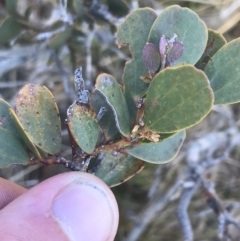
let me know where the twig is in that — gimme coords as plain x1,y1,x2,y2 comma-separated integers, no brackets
147,165,162,199
89,0,118,25
59,0,74,25
201,175,240,240
0,81,27,88
178,181,200,241
85,29,95,82
9,164,42,183
50,50,76,101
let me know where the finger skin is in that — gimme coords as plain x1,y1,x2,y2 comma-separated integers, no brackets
0,172,119,241
0,177,26,209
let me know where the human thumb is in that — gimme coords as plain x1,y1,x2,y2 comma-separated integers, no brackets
0,172,119,241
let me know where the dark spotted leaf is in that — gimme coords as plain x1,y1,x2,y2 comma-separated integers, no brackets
68,104,100,154
15,84,61,155
10,108,42,159
0,127,29,167
0,99,21,140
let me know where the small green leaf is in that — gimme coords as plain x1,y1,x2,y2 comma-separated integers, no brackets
95,74,130,137
94,152,145,187
49,27,73,50
15,84,62,154
126,131,185,163
68,104,100,154
73,0,85,16
0,17,23,44
0,127,29,167
196,29,227,69
6,0,18,15
148,5,208,67
124,89,136,128
204,38,240,105
107,0,129,17
165,40,184,67
117,8,157,98
90,90,120,142
10,108,42,160
0,98,21,140
144,65,214,133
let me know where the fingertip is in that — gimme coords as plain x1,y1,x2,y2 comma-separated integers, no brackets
52,173,119,241
0,172,119,241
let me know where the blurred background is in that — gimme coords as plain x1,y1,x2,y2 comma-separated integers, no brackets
1,0,240,240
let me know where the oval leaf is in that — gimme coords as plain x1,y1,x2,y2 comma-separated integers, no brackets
117,8,157,98
107,0,129,17
0,127,29,167
196,29,227,69
90,90,120,142
144,65,214,133
68,104,100,154
166,41,184,67
10,108,42,159
93,152,145,187
49,27,73,50
204,38,240,105
148,5,208,67
6,0,18,15
95,74,130,137
0,98,21,140
142,42,161,75
15,84,61,154
0,17,23,44
126,131,185,163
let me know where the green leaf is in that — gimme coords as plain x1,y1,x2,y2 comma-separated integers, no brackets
0,98,21,140
148,5,208,67
68,104,100,154
0,127,29,167
144,65,214,133
117,8,157,98
95,74,130,137
124,89,136,128
107,0,129,17
49,27,73,50
204,38,240,105
196,29,227,69
90,90,120,142
93,152,145,187
73,0,85,16
126,131,185,163
0,17,23,44
15,84,62,154
9,108,42,159
6,0,18,15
